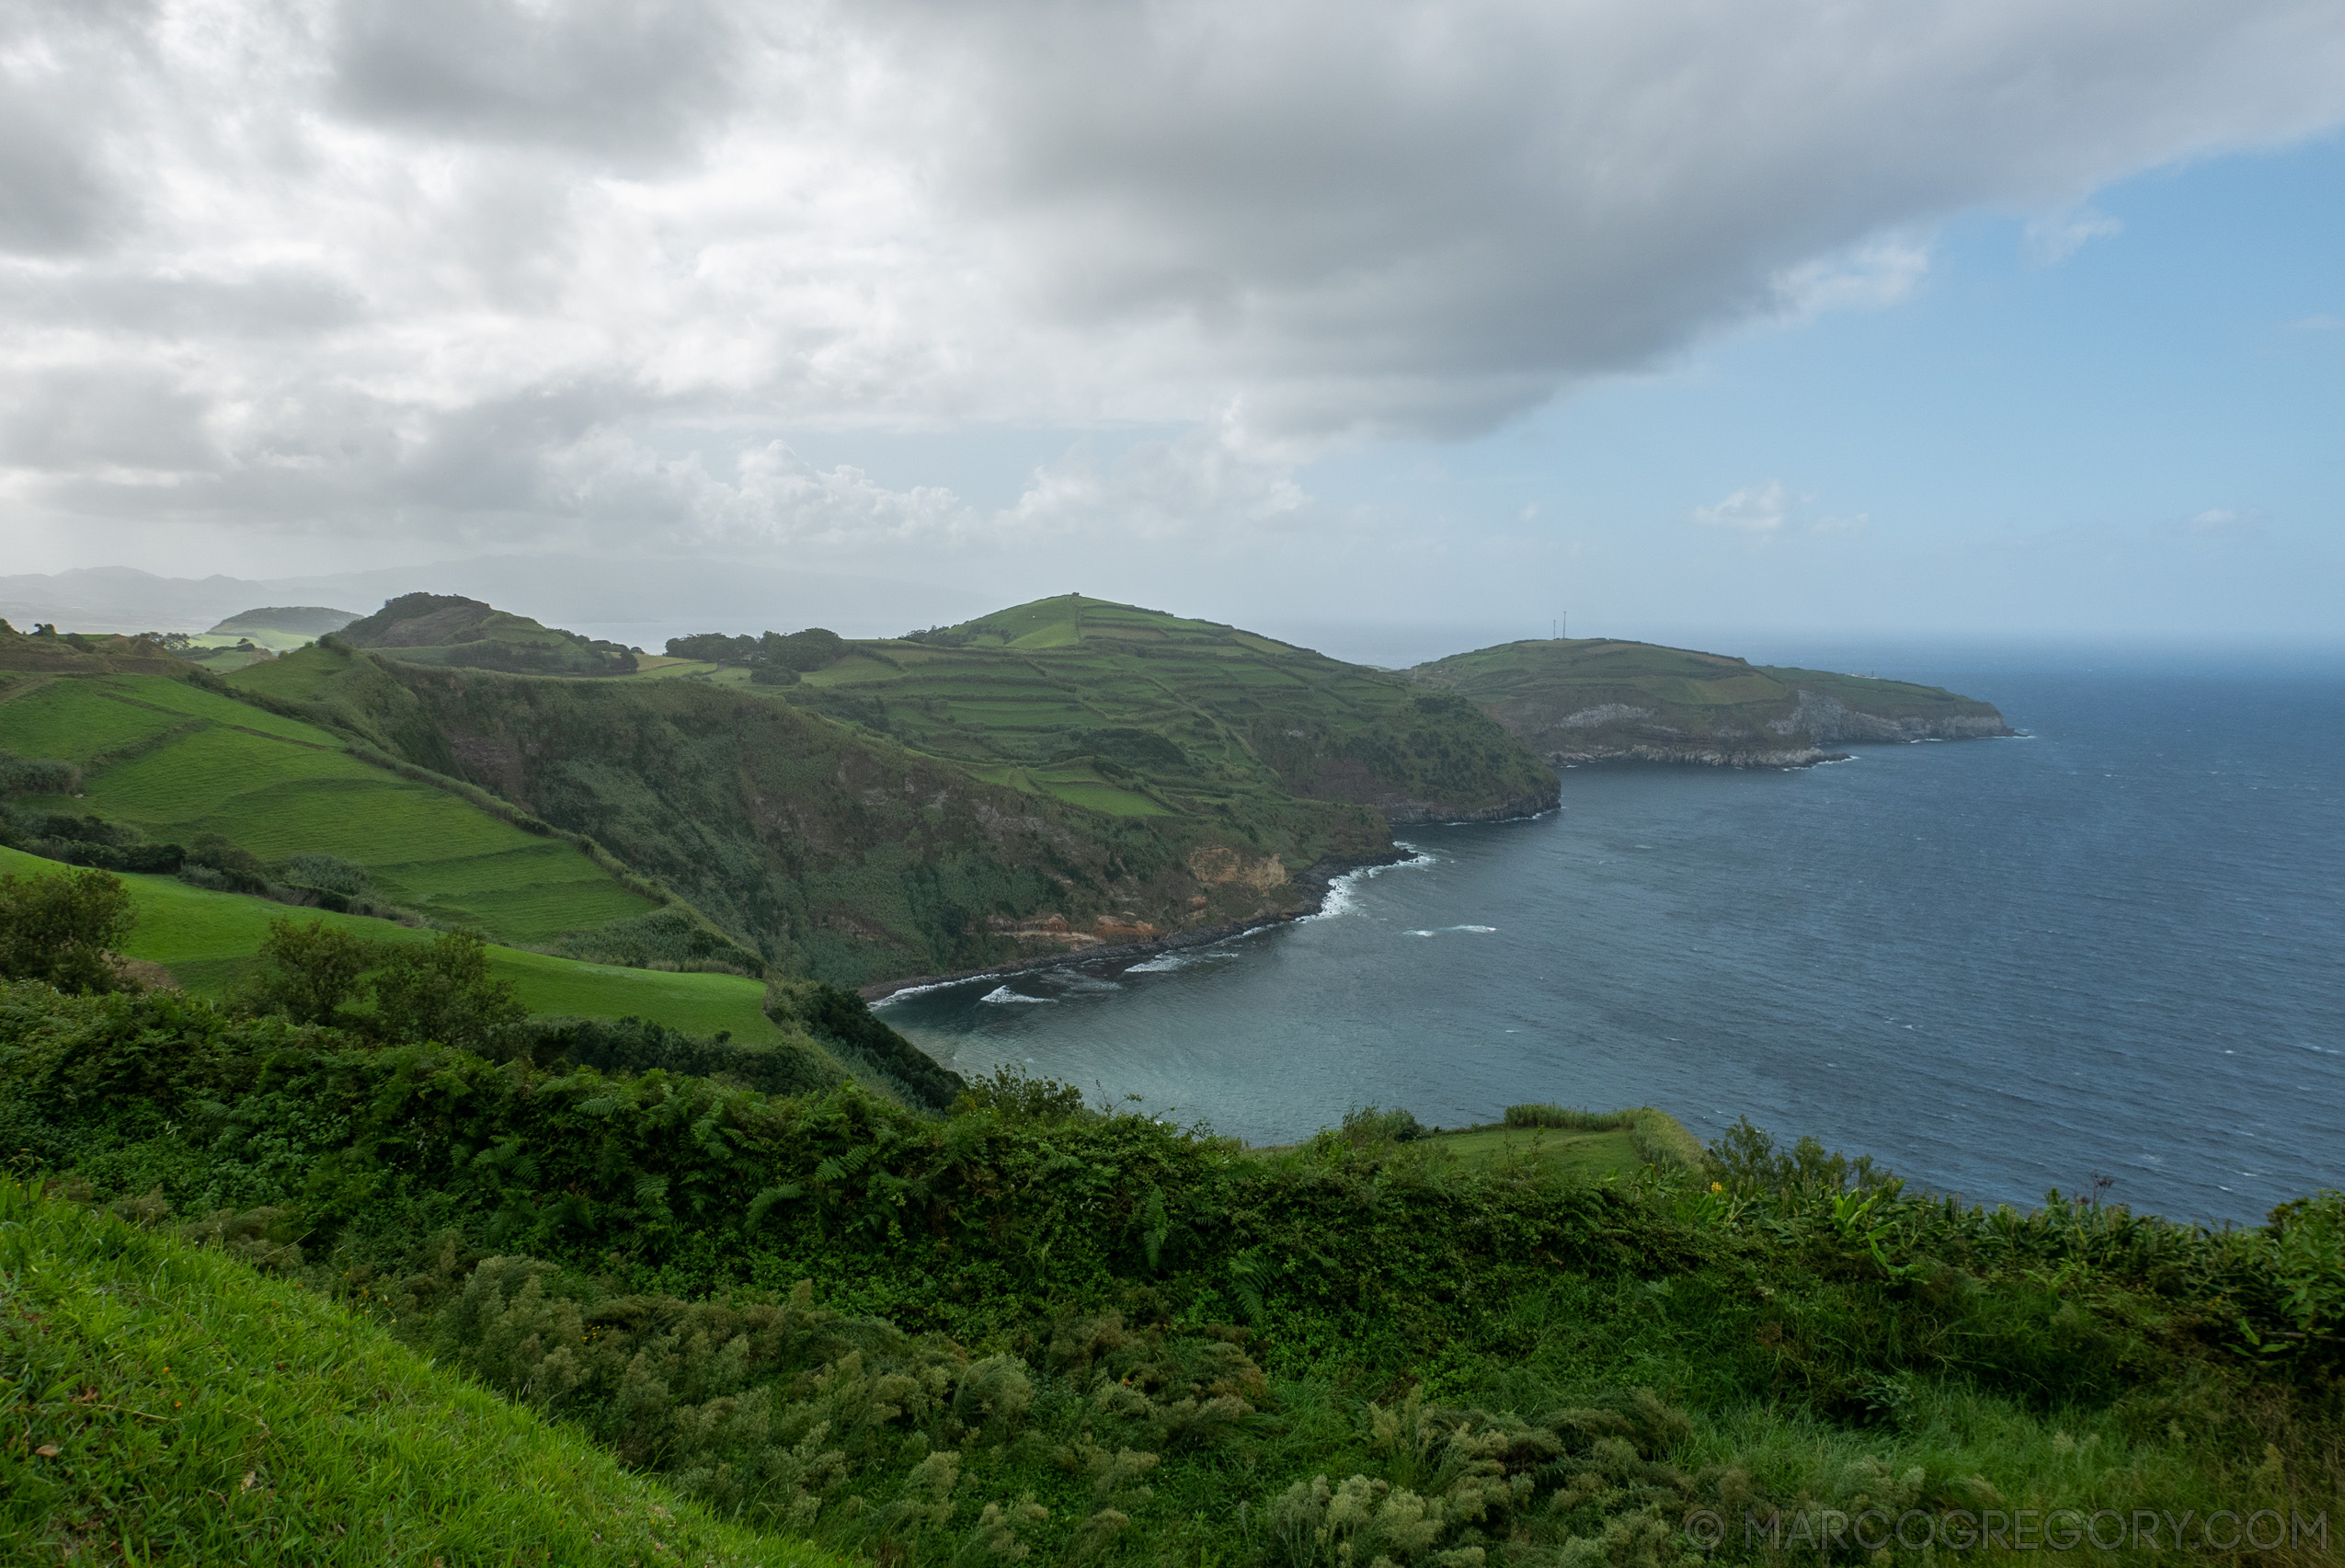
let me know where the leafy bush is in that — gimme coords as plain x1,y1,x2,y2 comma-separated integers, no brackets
0,865,133,992
521,1013,846,1099
280,853,371,896
554,906,765,975
240,916,374,1026
1503,1104,1633,1131
766,979,965,1113
955,1064,1091,1123
237,918,521,1048
0,750,79,798
370,929,526,1053
1335,1104,1427,1146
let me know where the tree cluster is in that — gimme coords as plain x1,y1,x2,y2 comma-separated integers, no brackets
241,918,524,1052
664,627,846,673
0,866,133,993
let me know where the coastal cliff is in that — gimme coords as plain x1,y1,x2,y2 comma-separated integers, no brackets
1413,638,2011,769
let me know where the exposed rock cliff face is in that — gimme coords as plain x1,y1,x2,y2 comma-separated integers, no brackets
1380,786,1561,823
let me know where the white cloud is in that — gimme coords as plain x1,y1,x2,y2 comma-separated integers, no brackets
3,0,2344,553
1691,481,1791,532
2288,313,2344,331
2177,506,2265,534
2025,208,2126,265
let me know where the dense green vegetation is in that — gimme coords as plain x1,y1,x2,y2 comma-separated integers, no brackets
0,1176,845,1566
0,846,985,1112
337,591,640,675
4,596,1569,994
5,977,2337,1566
1413,641,2010,766
800,596,1557,825
348,647,1377,985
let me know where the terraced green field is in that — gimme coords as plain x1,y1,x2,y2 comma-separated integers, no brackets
0,672,654,944
782,596,1554,822
0,844,782,1042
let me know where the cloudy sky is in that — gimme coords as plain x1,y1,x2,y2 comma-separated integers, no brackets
5,0,2342,651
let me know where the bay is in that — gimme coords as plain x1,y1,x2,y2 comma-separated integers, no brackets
882,651,2345,1224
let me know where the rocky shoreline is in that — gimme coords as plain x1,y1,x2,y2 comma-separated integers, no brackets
1380,784,1562,824
1543,711,2014,770
858,847,1415,1002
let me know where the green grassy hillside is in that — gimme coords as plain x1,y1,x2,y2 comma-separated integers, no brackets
338,591,639,675
361,655,1361,986
0,669,657,945
0,1177,841,1566
797,596,1559,825
1413,639,2010,766
0,843,781,1042
208,605,360,639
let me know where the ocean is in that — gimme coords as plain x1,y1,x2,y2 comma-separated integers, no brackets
881,651,2345,1226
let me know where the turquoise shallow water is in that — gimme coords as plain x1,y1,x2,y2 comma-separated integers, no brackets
882,653,2345,1225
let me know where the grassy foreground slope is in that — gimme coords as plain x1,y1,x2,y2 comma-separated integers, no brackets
7,980,2339,1568
0,666,656,944
1413,640,2011,767
0,1178,839,1567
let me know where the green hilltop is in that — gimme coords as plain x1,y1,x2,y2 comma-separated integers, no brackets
695,594,1559,827
337,589,641,676
1413,638,2011,767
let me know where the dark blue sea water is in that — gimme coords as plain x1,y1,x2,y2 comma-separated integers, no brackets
882,653,2345,1225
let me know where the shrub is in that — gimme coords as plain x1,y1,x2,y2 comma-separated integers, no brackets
1336,1104,1426,1145
368,929,525,1052
0,865,133,993
241,916,374,1027
0,750,79,798
766,979,964,1114
520,1013,847,1099
280,853,372,897
955,1064,1090,1123
1504,1104,1633,1131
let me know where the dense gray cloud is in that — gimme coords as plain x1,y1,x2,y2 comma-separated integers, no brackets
2,0,2342,555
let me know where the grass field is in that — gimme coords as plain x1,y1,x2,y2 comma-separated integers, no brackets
0,1177,839,1566
0,843,784,1043
1413,1122,1649,1177
0,672,654,944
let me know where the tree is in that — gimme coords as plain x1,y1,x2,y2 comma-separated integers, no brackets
0,866,135,993
245,916,374,1026
370,929,524,1052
